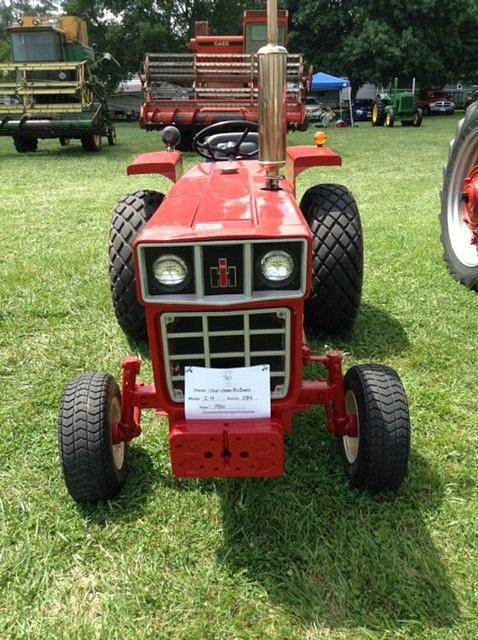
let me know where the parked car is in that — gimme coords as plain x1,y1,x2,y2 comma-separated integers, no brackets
352,98,373,121
428,100,455,115
305,96,323,123
0,95,20,106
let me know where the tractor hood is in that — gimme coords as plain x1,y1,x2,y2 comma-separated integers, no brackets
137,160,311,244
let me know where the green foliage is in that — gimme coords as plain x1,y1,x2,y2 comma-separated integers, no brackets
290,0,478,93
0,39,9,62
60,0,248,87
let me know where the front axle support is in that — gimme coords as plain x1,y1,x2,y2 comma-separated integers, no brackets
111,348,357,448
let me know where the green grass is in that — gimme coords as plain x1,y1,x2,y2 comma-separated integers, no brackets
0,118,477,639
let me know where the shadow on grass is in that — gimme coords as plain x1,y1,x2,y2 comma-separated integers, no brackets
307,302,410,360
215,414,459,631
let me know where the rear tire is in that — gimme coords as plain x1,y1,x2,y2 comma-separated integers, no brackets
81,134,102,152
413,108,423,127
371,99,386,126
109,190,165,341
108,127,117,146
300,184,363,334
13,136,38,153
340,365,411,492
58,373,127,503
439,102,478,289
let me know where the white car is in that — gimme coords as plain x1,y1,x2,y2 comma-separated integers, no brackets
305,97,323,122
429,100,455,115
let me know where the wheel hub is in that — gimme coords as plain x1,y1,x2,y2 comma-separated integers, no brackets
343,389,360,464
462,164,478,244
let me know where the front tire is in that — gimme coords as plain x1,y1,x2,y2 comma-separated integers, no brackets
385,109,395,127
341,365,411,492
371,99,386,126
439,102,478,290
108,127,117,146
58,373,127,503
109,190,165,341
81,134,102,152
13,136,38,153
300,184,363,334
413,108,423,127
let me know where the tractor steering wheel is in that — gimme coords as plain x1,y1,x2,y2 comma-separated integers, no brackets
193,121,259,161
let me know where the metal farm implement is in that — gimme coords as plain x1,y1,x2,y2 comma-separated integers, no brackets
0,15,115,152
140,9,310,149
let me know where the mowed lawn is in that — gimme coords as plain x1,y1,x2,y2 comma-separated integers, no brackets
0,117,477,640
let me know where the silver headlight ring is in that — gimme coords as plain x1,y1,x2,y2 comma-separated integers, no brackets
257,249,297,288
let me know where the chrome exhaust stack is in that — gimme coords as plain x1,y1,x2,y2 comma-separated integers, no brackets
258,0,287,189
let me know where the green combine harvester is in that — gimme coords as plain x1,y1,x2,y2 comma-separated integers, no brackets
0,15,116,152
371,78,423,128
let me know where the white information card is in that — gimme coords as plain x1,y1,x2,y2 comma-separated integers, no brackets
185,365,271,420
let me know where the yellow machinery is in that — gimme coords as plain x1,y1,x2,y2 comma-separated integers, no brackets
0,15,116,152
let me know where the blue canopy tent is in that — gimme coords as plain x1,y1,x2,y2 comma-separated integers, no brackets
310,72,353,125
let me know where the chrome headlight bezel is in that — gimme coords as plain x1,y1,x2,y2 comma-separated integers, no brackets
152,253,189,287
253,242,302,290
260,249,295,284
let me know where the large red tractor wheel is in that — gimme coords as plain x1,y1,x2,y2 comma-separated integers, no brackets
440,102,478,290
341,365,411,492
371,99,386,126
58,373,127,503
300,184,363,334
109,190,165,341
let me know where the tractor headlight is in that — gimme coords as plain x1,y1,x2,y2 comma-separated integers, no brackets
152,254,188,287
260,250,294,283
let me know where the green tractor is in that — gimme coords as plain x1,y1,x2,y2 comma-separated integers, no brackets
0,15,116,153
371,78,423,128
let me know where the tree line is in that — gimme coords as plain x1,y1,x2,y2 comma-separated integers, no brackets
1,0,477,94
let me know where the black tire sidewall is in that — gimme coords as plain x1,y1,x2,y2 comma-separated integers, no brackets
340,365,411,492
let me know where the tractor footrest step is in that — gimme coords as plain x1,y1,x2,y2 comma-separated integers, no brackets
170,419,284,478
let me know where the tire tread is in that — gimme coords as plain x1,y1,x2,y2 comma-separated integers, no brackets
343,365,411,492
301,184,363,334
109,190,164,341
58,373,125,503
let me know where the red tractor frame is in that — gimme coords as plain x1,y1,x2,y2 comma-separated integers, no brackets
58,2,411,502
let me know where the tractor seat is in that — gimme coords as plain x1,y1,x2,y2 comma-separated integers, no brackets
204,131,259,161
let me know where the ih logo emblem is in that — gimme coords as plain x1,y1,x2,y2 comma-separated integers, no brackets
210,258,237,289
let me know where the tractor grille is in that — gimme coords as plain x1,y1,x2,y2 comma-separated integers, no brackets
400,95,414,111
160,308,291,402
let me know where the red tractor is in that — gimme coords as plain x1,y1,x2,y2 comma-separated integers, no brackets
58,0,411,502
440,102,478,290
139,9,309,150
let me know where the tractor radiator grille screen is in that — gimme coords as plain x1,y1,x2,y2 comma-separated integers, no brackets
400,95,414,111
160,308,291,403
